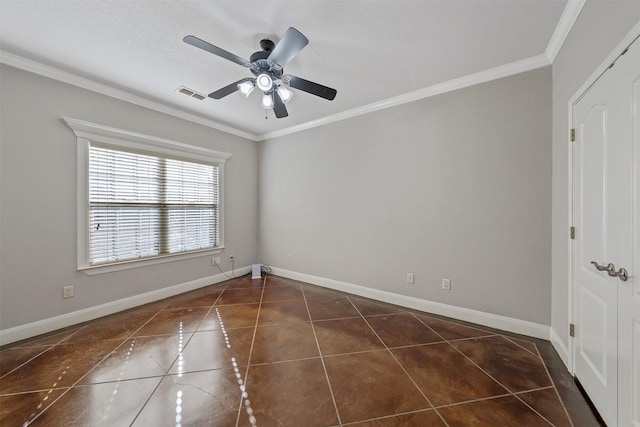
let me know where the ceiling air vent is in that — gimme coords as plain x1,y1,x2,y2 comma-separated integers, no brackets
177,86,206,101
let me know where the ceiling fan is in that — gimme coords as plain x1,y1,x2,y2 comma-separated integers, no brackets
184,27,337,119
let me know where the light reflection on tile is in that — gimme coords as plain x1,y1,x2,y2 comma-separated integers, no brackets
239,358,339,426
0,275,592,426
133,307,209,337
0,346,49,377
81,335,182,384
0,387,68,426
0,340,120,395
197,303,259,331
217,306,256,427
168,328,253,373
131,370,241,426
31,378,161,426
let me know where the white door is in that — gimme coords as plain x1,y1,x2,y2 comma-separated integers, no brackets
573,39,639,426
619,42,640,427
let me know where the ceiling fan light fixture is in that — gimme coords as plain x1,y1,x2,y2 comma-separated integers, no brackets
256,73,273,91
237,80,254,97
276,85,293,104
261,92,274,109
184,28,337,119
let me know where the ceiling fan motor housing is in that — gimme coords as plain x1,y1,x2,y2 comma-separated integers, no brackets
183,27,336,119
249,39,283,81
260,38,275,52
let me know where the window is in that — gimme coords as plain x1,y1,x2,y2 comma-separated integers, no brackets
89,144,219,264
64,117,231,274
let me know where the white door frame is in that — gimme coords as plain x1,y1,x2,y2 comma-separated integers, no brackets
567,23,640,374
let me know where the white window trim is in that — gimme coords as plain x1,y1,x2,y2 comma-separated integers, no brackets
63,117,231,275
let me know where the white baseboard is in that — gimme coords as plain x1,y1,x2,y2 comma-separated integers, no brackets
2,266,553,346
549,327,571,371
0,266,250,346
271,267,550,340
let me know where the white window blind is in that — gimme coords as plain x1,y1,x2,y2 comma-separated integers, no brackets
88,143,219,265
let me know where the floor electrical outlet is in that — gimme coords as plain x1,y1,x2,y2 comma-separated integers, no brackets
63,285,74,299
407,273,415,284
442,278,451,290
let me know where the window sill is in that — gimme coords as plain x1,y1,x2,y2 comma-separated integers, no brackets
78,247,224,276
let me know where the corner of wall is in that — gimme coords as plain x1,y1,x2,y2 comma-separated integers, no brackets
549,326,570,370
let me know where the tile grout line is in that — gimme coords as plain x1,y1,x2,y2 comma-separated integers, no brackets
349,299,449,427
444,335,556,426
509,382,566,426
409,311,499,343
85,305,179,426
0,319,112,399
502,335,540,357
1,277,589,426
410,310,555,425
510,390,557,426
116,283,226,426
234,274,267,427
133,279,240,426
301,284,344,426
445,338,515,393
337,407,446,426
409,311,455,343
409,307,550,422
23,306,176,427
431,391,514,409
0,326,86,381
533,343,576,427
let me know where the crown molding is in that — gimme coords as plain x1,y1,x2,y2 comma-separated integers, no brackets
259,53,551,141
0,50,259,141
260,0,583,141
2,0,583,145
544,0,586,62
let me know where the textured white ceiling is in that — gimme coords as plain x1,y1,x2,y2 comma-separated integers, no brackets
0,0,568,139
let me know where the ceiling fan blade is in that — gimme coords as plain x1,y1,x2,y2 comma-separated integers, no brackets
273,92,289,119
268,27,309,67
286,75,337,101
184,35,251,67
208,78,253,99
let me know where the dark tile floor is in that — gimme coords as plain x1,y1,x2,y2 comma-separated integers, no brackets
0,275,601,426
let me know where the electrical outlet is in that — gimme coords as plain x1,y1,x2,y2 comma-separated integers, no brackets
228,255,234,263
211,256,221,266
287,254,292,263
406,273,415,284
63,285,74,299
442,278,451,290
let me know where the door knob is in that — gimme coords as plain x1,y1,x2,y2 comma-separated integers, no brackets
615,267,628,282
590,261,614,272
591,261,629,282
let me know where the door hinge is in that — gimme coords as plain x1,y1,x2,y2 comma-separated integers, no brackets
570,128,575,142
570,226,575,239
569,323,575,337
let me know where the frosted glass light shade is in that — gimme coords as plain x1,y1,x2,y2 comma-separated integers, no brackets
237,80,254,97
261,93,274,109
276,85,293,104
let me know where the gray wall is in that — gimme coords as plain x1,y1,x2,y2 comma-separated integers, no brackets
5,1,638,344
259,67,552,325
0,64,259,330
551,2,640,355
